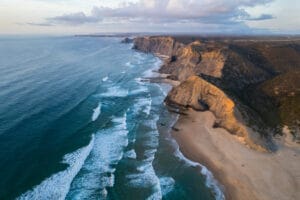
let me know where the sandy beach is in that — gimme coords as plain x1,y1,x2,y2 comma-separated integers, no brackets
172,109,300,200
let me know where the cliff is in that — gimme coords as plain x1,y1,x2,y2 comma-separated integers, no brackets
133,36,184,56
165,76,240,133
133,36,300,148
165,76,265,150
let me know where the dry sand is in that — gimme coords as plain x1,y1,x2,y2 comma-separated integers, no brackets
172,109,300,200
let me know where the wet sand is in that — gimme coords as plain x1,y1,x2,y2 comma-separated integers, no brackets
171,109,300,200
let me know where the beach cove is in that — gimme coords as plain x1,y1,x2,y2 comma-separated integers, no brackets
134,35,300,200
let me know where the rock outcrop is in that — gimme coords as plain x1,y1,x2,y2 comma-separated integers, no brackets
166,76,241,133
165,75,265,150
133,35,300,149
133,36,183,56
159,41,227,81
121,37,134,43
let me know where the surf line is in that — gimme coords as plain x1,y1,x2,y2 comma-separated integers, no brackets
17,135,95,200
92,102,102,121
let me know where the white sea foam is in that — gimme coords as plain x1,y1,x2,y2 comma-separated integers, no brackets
134,53,144,64
159,177,175,195
65,113,129,199
145,116,159,130
129,85,148,95
170,137,225,200
124,149,137,159
165,114,225,199
125,62,135,68
112,113,127,131
125,111,162,199
143,98,152,116
143,141,159,155
126,168,163,200
99,86,128,97
17,135,95,200
133,96,152,116
123,57,170,200
126,162,161,198
91,103,101,121
156,83,172,97
142,69,156,78
102,76,109,82
135,77,143,83
142,58,162,78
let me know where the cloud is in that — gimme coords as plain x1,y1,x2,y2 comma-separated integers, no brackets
27,22,54,26
30,0,275,32
244,14,275,21
47,12,99,25
88,0,274,22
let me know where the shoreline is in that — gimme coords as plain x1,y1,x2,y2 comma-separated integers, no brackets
150,59,300,200
171,109,300,200
151,59,226,199
139,41,300,200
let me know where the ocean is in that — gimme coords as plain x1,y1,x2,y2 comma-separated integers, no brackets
0,36,223,200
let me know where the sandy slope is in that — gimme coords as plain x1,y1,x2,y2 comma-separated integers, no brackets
172,109,300,200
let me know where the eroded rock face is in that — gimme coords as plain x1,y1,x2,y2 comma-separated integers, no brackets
197,49,226,78
134,37,227,81
133,36,183,56
166,76,244,136
165,76,266,150
167,43,227,81
132,35,300,148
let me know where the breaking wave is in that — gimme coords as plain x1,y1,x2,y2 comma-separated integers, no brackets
65,113,129,199
98,86,128,98
171,135,225,200
91,102,101,121
102,76,109,82
17,135,95,200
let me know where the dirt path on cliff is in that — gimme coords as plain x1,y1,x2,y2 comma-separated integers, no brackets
172,109,300,200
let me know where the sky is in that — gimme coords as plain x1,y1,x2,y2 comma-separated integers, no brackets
0,0,299,35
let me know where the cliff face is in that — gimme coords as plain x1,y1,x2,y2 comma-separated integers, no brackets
165,76,241,134
158,41,227,81
133,36,300,148
133,36,183,56
165,76,265,150
133,37,274,85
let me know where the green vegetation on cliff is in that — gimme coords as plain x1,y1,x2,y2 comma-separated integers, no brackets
133,36,300,143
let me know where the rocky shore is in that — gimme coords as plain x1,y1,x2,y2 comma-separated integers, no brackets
133,36,300,147
131,35,300,200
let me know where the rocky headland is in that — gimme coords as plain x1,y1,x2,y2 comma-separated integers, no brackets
132,35,300,200
133,36,300,148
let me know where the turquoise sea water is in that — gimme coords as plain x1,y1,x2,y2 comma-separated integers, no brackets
0,36,223,200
